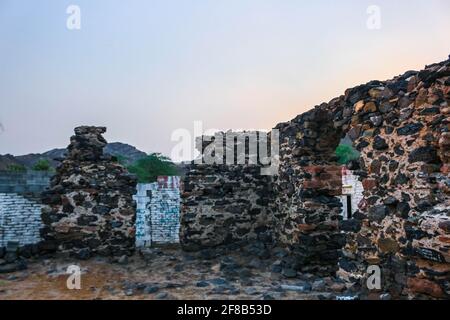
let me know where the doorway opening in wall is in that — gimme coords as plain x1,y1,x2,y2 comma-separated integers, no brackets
346,195,352,220
340,167,364,221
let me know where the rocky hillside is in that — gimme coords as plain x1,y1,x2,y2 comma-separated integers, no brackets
0,154,21,171
0,142,147,170
104,142,148,164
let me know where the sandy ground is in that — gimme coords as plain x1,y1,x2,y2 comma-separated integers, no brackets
0,247,341,300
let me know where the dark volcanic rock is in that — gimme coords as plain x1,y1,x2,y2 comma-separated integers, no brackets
40,126,137,257
373,136,389,150
368,205,389,222
396,123,424,136
180,56,450,300
408,146,439,163
281,268,297,278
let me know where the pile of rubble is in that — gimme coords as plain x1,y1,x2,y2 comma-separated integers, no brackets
0,242,28,274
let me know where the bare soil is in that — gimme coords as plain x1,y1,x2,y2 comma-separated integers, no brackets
0,247,342,300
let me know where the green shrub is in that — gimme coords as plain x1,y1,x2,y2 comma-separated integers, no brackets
7,164,27,172
335,144,359,165
114,155,129,165
127,153,179,183
32,159,52,171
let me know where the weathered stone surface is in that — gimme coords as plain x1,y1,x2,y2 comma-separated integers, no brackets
368,205,389,222
40,126,137,257
363,102,377,113
396,123,424,136
180,56,450,299
407,278,445,298
408,146,439,163
373,136,388,150
439,221,450,233
377,238,399,253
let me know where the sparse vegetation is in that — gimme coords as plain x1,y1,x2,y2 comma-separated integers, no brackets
335,144,359,165
127,153,179,183
32,159,52,171
7,164,27,172
114,155,129,165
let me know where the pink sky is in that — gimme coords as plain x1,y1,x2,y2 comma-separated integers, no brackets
0,0,449,160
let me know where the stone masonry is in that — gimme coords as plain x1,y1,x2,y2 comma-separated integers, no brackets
273,57,450,297
180,132,274,251
181,56,450,299
40,126,137,258
1,57,449,299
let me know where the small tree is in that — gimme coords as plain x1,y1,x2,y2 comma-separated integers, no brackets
32,159,52,171
335,144,359,165
127,153,179,183
7,164,27,172
114,155,129,165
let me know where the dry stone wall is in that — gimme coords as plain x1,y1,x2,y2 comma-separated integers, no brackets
40,126,137,258
1,57,447,299
181,56,450,299
180,132,275,251
274,108,346,274
273,56,450,298
180,163,274,251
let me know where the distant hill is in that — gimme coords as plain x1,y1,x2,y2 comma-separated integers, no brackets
0,142,148,170
0,154,21,171
105,142,148,165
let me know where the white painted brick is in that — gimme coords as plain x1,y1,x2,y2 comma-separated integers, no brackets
0,193,43,247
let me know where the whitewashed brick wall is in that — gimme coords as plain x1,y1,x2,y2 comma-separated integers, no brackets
0,172,181,249
0,172,51,248
0,193,43,247
134,176,181,247
340,167,364,220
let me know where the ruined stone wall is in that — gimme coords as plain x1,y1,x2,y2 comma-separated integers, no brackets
180,132,274,251
334,59,449,299
180,56,450,299
180,163,273,251
273,110,345,275
0,172,51,248
40,126,137,258
272,57,450,298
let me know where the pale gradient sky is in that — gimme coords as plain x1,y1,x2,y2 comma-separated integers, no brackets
0,0,449,160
